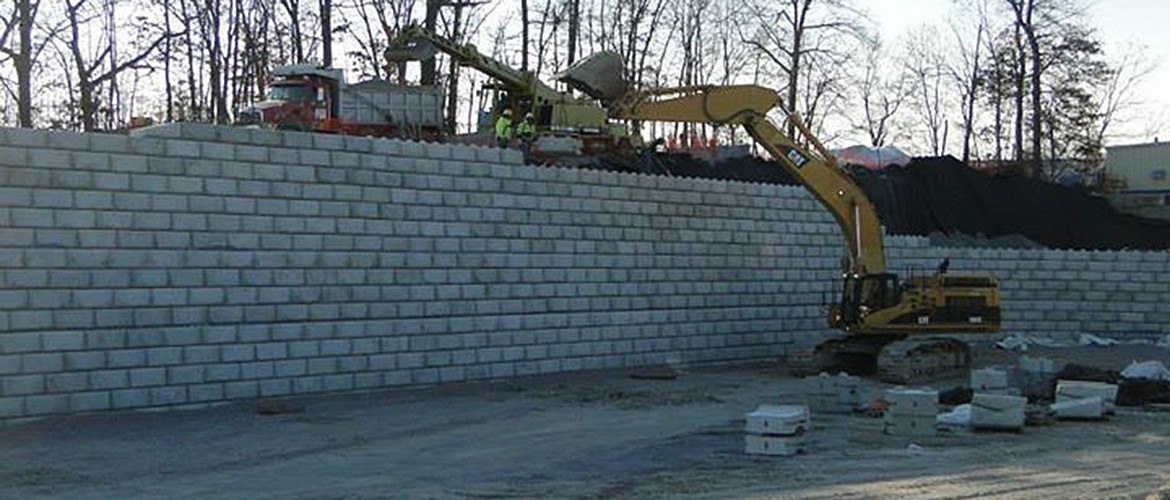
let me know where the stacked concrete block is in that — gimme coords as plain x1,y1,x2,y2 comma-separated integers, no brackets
1056,380,1118,414
2,121,1170,420
744,405,809,456
970,393,1027,431
883,389,938,437
802,372,862,414
0,125,844,420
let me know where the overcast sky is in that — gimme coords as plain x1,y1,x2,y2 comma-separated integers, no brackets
856,0,1170,145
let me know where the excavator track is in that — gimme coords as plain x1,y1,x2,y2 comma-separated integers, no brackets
876,337,972,385
787,335,972,385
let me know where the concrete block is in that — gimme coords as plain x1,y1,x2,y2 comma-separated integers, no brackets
971,393,1026,430
323,374,355,392
240,361,274,379
1056,380,1118,413
499,149,524,165
744,433,807,456
1,332,41,353
89,370,130,390
64,352,105,371
130,368,167,387
0,355,18,375
255,343,288,360
20,353,63,373
26,394,70,415
167,365,204,385
205,363,241,382
475,147,502,163
745,405,810,436
225,381,259,399
70,392,111,412
108,349,147,368
46,373,89,393
221,345,256,362
189,383,225,402
2,374,44,396
884,389,938,417
111,388,150,409
150,387,188,406
882,415,938,437
971,367,1010,391
293,376,323,394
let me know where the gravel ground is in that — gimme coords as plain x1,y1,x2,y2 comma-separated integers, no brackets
2,344,1169,499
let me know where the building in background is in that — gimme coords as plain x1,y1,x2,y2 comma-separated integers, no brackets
1104,141,1170,220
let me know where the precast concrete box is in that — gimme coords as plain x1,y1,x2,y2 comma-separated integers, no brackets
744,405,810,436
971,393,1027,431
1056,380,1118,414
744,434,807,456
1051,397,1105,420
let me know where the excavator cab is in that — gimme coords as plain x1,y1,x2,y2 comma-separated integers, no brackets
835,273,902,329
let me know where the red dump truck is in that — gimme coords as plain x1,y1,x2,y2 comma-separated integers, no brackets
237,64,445,140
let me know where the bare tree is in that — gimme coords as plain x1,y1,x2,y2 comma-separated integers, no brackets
740,0,864,136
0,0,43,126
278,0,305,62
1093,43,1159,145
852,37,907,147
946,0,988,163
63,0,180,130
904,25,950,156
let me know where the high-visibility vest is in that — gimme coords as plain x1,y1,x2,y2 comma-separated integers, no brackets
516,120,536,138
495,116,513,139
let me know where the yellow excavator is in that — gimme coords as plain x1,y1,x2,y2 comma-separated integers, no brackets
602,84,1002,382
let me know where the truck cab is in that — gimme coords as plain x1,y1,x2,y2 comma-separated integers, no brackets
237,65,342,130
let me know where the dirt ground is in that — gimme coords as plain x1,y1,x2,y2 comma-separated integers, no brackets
2,344,1170,500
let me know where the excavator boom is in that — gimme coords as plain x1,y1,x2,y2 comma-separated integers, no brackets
612,84,1000,382
385,25,562,105
612,85,886,275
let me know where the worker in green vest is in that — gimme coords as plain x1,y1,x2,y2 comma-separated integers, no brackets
495,109,514,148
516,112,537,161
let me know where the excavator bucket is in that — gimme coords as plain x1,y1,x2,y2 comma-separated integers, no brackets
557,51,628,103
384,38,439,62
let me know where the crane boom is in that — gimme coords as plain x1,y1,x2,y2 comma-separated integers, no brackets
612,85,886,275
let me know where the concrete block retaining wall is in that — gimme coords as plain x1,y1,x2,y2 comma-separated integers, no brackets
886,236,1169,339
0,123,1165,420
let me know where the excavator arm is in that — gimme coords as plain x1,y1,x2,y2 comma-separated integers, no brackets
612,85,886,276
385,25,562,106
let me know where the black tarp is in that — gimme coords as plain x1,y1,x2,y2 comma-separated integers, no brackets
572,153,1170,250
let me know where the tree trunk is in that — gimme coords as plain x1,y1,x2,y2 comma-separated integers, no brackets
163,0,174,121
320,0,331,66
1026,25,1042,177
421,0,439,84
520,0,528,71
444,2,462,133
786,0,811,138
1012,22,1024,163
566,0,578,66
15,0,34,127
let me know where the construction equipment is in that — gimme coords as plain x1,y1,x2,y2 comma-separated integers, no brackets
607,84,1001,383
236,64,444,140
383,25,634,161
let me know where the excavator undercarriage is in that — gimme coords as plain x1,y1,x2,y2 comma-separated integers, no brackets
790,335,974,384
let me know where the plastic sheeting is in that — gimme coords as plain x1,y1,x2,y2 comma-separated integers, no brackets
576,153,1170,250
